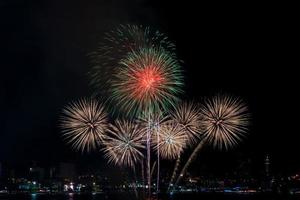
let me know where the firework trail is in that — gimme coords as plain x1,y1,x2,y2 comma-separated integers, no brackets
146,113,151,195
174,95,250,186
138,110,170,192
174,139,206,186
139,112,175,192
156,122,161,193
150,160,157,179
139,112,165,193
102,119,145,168
168,154,181,191
60,98,108,153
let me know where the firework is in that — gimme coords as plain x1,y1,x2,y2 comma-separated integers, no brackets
170,102,202,145
60,99,108,153
174,95,250,186
103,120,145,168
89,25,176,98
152,122,187,160
200,95,250,150
111,47,183,115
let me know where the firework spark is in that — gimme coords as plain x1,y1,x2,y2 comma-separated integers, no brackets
200,95,250,150
60,99,108,153
152,122,187,160
170,102,202,145
111,47,183,115
137,111,169,136
103,120,145,168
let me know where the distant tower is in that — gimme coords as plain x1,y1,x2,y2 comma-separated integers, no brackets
265,155,270,177
264,154,272,191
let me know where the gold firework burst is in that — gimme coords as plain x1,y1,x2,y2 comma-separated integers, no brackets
152,122,187,160
103,120,145,168
200,95,250,150
170,102,202,145
60,99,108,153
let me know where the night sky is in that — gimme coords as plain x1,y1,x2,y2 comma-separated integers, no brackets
1,1,298,176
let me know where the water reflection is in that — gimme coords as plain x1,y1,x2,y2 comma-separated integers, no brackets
68,192,74,200
20,193,299,200
31,193,37,200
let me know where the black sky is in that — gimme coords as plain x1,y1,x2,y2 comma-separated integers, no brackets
0,1,298,175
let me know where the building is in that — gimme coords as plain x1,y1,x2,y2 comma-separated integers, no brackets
58,162,76,181
263,154,272,191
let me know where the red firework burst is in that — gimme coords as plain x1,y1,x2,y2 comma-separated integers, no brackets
112,47,183,114
130,66,165,100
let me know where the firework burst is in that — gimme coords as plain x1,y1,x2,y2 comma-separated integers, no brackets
170,102,202,145
89,25,176,98
60,99,108,153
152,122,187,160
103,120,145,168
111,47,183,115
200,95,250,150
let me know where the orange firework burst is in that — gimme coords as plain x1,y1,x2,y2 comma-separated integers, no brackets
60,99,108,153
134,67,165,99
200,95,250,150
111,47,183,115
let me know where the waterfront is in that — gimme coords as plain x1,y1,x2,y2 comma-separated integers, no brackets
1,193,300,200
